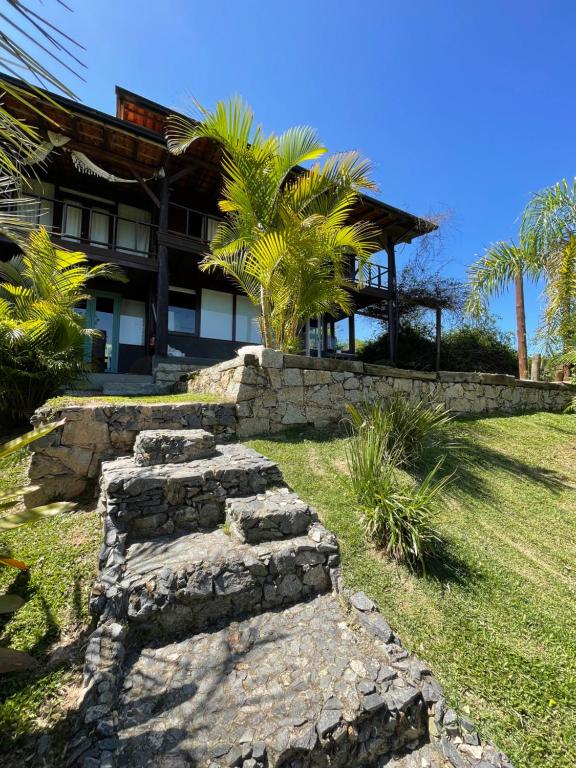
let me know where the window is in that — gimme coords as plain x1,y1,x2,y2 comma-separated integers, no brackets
119,299,146,346
168,288,197,334
62,199,82,240
19,179,54,227
201,289,233,340
205,217,219,242
235,295,261,343
116,204,151,255
90,207,111,248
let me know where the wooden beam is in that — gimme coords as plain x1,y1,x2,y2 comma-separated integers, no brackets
386,237,398,365
132,169,160,208
435,307,442,372
155,168,171,357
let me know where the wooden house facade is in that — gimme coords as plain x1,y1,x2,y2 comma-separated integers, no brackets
1,77,435,375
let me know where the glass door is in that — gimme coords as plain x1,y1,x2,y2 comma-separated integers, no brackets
85,292,121,372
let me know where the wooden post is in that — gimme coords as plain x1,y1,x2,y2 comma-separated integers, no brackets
386,237,398,365
530,354,541,381
348,313,356,355
435,307,442,372
514,272,528,379
155,171,170,358
304,320,311,356
317,315,322,358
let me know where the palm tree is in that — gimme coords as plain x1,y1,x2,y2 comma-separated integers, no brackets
166,97,380,351
465,239,541,379
0,227,125,421
521,179,576,364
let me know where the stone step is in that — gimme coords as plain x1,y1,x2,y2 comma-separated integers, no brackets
226,487,317,543
133,428,216,466
100,443,284,540
118,524,339,641
115,594,429,768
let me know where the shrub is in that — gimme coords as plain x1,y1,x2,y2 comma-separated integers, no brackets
345,394,453,567
346,392,453,467
359,321,518,375
353,458,448,566
0,228,124,424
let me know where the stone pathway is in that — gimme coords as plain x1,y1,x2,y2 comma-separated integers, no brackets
73,429,513,768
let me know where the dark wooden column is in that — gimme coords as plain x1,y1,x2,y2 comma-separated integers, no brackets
348,312,356,354
155,171,170,358
386,236,398,365
435,307,442,372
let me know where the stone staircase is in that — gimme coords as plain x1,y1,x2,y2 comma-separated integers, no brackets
73,429,513,768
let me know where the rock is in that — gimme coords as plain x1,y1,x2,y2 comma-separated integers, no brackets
350,591,376,612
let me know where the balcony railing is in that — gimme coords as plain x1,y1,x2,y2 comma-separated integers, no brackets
11,195,158,258
353,257,388,291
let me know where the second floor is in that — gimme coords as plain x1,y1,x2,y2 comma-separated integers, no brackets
2,75,435,296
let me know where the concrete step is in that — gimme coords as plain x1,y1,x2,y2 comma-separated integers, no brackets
115,593,428,767
121,524,339,640
226,487,317,543
100,443,285,540
133,428,216,466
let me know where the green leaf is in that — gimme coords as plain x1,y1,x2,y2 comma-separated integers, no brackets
0,420,64,460
0,501,75,531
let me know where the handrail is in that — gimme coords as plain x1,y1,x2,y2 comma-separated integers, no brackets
11,194,158,257
354,257,388,290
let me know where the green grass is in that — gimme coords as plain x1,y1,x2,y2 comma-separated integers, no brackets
45,391,225,408
0,447,100,755
248,412,576,768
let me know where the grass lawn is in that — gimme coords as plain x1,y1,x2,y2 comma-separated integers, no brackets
0,444,100,761
46,391,224,408
249,412,576,768
1,413,574,766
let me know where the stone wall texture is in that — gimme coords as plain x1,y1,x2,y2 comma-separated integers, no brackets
27,349,575,505
27,402,238,506
185,346,576,438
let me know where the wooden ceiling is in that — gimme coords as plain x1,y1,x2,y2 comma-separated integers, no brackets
2,77,436,245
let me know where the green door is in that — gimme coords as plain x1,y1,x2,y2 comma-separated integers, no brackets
84,291,121,373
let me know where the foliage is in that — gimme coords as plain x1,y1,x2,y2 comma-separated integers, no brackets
249,412,576,768
0,491,99,752
346,394,453,467
166,96,379,351
360,320,518,374
345,395,452,566
0,228,125,424
0,422,75,673
353,458,447,565
0,1,85,239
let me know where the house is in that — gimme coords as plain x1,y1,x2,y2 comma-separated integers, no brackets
0,75,435,381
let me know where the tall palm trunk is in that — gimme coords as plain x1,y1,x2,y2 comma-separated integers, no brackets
515,272,528,379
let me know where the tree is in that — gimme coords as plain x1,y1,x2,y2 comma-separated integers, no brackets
465,239,541,379
0,0,85,238
166,97,379,351
521,179,576,363
0,228,125,423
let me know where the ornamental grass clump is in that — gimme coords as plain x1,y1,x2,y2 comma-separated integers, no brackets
345,395,453,567
346,392,453,467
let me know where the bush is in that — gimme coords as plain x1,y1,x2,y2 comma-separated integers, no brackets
360,321,518,375
0,228,124,424
346,393,453,467
353,458,448,566
345,395,453,567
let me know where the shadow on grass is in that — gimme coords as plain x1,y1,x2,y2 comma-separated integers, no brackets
0,573,93,760
417,428,569,503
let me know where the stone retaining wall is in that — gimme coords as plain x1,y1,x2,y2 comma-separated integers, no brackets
186,347,576,438
27,402,237,506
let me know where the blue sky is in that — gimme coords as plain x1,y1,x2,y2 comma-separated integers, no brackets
16,0,576,344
